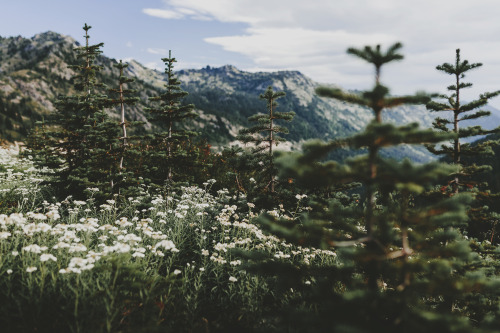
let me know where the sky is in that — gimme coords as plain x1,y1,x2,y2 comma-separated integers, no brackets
2,0,500,108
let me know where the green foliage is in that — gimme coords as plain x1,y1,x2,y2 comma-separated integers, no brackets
145,51,198,184
0,93,43,142
237,86,295,194
426,49,500,243
26,24,120,200
347,42,404,84
248,42,500,332
426,49,500,182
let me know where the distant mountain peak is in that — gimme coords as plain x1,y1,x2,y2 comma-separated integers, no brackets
219,64,239,72
31,31,75,45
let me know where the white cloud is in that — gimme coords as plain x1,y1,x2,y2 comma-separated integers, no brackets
142,8,184,20
147,48,170,56
165,0,292,24
142,4,212,21
126,41,133,48
144,61,163,71
145,0,500,106
205,28,394,67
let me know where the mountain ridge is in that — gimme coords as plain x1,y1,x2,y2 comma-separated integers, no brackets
1,30,499,162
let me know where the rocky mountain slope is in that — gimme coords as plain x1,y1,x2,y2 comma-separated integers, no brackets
1,31,499,162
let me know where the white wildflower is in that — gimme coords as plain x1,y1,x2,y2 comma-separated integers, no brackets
26,266,37,273
154,240,177,251
52,242,70,250
0,231,11,239
6,213,26,226
46,210,60,220
132,252,145,258
98,235,108,241
40,253,57,262
28,213,47,220
22,244,48,254
115,217,132,228
68,243,87,253
100,204,112,211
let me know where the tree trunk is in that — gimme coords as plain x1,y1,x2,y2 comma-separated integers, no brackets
269,97,274,193
453,72,460,194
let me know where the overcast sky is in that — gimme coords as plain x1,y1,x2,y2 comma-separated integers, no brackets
2,0,500,108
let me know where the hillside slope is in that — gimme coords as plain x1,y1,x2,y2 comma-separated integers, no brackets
1,31,498,162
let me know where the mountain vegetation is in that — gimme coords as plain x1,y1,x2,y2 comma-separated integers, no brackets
4,30,499,161
237,86,295,193
425,49,500,245
145,50,198,183
2,25,500,332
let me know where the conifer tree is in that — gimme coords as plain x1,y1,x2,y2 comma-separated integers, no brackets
237,86,295,193
426,49,500,194
249,43,500,332
146,50,197,184
427,49,500,243
316,42,430,243
27,24,119,198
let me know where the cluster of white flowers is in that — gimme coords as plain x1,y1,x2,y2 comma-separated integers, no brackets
295,194,307,201
40,253,57,262
207,203,338,267
153,240,179,253
0,147,50,202
0,200,182,275
0,147,338,283
22,244,48,254
59,257,95,274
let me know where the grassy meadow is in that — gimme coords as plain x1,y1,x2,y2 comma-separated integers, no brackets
0,145,336,332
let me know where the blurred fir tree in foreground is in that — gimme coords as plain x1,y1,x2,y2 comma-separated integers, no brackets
247,42,500,332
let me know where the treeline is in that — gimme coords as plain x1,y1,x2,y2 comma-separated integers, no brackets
22,24,500,332
21,25,297,209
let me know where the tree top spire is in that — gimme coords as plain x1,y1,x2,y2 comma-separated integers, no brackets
347,42,404,84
